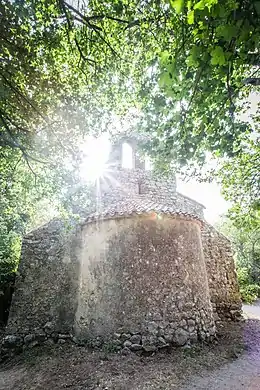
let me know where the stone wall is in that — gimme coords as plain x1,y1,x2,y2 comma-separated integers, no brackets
94,167,177,209
88,167,204,221
74,215,215,351
6,220,80,336
3,213,242,353
202,224,242,320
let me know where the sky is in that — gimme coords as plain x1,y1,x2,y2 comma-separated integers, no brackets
176,178,229,224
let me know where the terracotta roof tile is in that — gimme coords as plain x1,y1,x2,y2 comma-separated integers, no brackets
83,195,204,225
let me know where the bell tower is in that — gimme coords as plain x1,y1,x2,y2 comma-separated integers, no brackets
91,134,177,212
107,136,145,170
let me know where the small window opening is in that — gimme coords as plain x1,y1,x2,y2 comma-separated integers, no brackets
145,156,153,170
122,143,133,169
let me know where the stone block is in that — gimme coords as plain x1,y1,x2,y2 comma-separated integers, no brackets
121,347,131,355
130,343,142,351
123,340,132,348
130,334,141,344
2,335,23,349
24,334,35,345
173,329,189,346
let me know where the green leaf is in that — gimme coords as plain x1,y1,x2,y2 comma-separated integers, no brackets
194,0,206,10
160,51,170,66
187,10,195,24
194,0,218,11
158,71,173,88
210,46,226,65
254,1,260,15
216,24,238,41
186,46,201,67
170,0,184,13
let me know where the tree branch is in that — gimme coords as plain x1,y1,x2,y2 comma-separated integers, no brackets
62,1,102,31
0,112,45,165
243,78,260,86
0,71,47,121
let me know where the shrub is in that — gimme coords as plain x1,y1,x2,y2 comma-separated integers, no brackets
0,227,21,325
240,284,260,304
237,267,260,303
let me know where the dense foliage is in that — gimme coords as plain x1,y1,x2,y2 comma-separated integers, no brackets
0,0,117,292
0,0,259,305
217,216,260,303
135,0,260,227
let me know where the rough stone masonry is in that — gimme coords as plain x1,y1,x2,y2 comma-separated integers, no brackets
3,136,242,353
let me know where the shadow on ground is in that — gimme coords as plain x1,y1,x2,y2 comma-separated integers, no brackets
1,315,260,390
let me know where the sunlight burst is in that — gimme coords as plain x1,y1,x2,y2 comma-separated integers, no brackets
79,136,111,182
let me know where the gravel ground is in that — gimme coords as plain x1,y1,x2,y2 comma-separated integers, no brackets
181,300,260,390
243,300,260,320
0,304,260,390
180,319,260,389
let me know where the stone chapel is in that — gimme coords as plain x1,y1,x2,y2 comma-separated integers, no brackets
5,136,242,351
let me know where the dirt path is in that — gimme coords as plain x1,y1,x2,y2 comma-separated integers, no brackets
243,299,260,320
0,304,260,390
180,301,260,390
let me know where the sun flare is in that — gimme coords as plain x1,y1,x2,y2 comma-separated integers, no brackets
79,136,111,182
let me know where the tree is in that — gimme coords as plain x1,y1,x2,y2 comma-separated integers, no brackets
3,0,259,162
134,0,260,224
139,0,260,159
1,0,259,253
216,215,260,302
218,136,260,228
0,0,148,155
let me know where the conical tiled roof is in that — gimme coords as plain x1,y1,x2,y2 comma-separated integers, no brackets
83,193,205,224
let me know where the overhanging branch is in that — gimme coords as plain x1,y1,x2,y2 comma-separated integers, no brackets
243,78,260,86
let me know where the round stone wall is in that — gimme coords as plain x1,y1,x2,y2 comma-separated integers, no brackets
74,215,215,351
